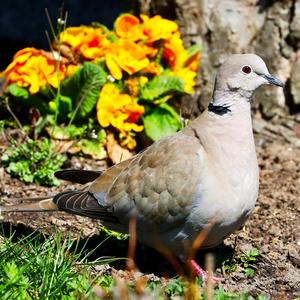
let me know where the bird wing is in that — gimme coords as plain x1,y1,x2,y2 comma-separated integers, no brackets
55,157,135,185
52,157,136,222
89,132,204,231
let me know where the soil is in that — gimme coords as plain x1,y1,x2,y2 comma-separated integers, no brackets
0,115,299,299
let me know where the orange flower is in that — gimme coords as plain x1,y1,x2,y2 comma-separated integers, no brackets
0,47,66,94
105,40,150,80
141,61,162,75
97,83,144,142
114,14,142,41
185,51,200,72
60,26,91,48
137,43,158,58
140,14,179,42
162,33,200,93
163,32,187,70
60,26,111,60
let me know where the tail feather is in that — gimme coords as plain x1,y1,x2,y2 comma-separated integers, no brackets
53,190,119,223
2,195,57,202
0,199,58,212
1,191,119,224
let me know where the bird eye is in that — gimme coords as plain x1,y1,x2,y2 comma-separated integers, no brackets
241,65,252,74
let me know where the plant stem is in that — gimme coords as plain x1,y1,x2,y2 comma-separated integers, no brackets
4,97,27,141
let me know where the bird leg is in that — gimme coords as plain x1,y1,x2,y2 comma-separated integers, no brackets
189,259,224,284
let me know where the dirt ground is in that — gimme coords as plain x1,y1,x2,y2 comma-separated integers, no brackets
0,115,299,299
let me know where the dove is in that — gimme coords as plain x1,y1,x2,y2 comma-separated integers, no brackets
0,54,284,279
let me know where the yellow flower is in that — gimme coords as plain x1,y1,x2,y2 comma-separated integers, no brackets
140,14,178,42
105,53,123,80
97,83,144,142
121,134,137,150
126,76,148,97
141,61,161,75
0,47,66,94
60,26,111,60
173,68,197,94
105,40,149,80
66,64,79,77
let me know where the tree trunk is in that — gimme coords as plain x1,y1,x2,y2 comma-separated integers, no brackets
131,0,300,118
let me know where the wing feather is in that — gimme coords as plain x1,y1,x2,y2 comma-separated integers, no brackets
102,133,204,230
55,169,102,184
53,190,119,223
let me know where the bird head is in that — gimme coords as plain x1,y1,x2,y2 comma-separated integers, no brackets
213,53,284,100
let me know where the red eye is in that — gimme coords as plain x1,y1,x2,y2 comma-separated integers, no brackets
242,65,252,74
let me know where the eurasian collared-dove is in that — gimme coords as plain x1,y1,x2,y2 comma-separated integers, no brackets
0,54,284,279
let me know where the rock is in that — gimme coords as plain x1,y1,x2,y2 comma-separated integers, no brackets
253,118,267,133
288,245,300,267
289,0,300,49
291,55,300,105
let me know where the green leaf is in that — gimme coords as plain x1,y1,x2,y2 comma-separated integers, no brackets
91,22,110,32
49,95,72,122
7,84,29,98
140,75,185,101
244,268,255,277
185,44,200,68
75,139,106,160
186,44,201,57
7,84,50,115
97,129,106,142
247,247,259,258
48,124,87,140
106,31,118,43
61,62,107,121
142,103,181,141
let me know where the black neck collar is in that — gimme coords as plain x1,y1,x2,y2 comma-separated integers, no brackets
208,102,231,116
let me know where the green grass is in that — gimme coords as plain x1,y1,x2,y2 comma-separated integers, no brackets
0,228,116,299
0,228,267,299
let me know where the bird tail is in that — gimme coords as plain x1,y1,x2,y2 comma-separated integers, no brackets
0,190,117,223
0,198,58,212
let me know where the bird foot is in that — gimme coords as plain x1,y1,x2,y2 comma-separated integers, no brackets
189,259,224,285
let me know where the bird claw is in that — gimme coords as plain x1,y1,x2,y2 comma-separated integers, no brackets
189,259,224,285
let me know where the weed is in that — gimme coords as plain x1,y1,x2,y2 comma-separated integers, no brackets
1,138,66,186
240,248,259,277
222,247,260,277
165,277,185,297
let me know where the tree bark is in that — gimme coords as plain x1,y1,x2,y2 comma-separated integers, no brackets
131,0,300,117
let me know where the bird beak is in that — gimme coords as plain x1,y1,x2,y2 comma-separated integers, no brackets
262,74,284,87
